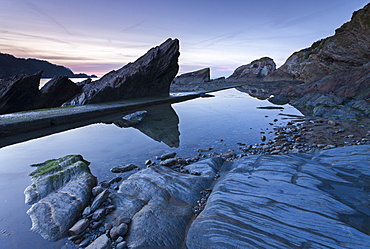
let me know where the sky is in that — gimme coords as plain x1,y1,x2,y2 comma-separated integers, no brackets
0,0,368,78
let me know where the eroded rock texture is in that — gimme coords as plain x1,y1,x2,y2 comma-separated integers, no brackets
64,38,180,105
24,155,97,241
228,57,276,80
106,157,225,248
187,145,370,248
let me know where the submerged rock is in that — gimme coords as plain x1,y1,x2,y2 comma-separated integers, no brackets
24,155,97,241
64,38,180,105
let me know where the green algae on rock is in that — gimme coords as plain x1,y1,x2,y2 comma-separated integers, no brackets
24,155,97,241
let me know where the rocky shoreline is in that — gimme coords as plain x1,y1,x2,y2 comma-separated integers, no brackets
23,108,370,248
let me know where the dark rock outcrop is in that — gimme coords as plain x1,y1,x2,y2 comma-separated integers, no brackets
40,76,82,107
172,68,210,85
64,38,180,105
24,155,97,241
228,57,276,80
266,3,370,82
0,71,42,114
0,52,96,79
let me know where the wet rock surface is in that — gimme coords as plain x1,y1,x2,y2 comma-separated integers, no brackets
187,145,370,248
24,155,97,241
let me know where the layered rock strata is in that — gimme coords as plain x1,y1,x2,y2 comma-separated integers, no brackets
24,155,97,241
64,38,180,105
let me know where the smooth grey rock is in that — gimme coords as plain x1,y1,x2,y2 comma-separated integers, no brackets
64,38,180,105
86,234,111,249
116,241,127,249
106,157,225,248
186,145,370,248
110,164,138,173
113,111,148,128
68,219,90,236
24,155,97,241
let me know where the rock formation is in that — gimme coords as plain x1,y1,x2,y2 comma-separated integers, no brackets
266,3,370,82
172,67,210,85
40,76,82,107
24,155,97,241
228,57,276,80
64,38,180,105
0,71,42,114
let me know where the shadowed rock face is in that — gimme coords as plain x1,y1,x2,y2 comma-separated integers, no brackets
266,3,370,82
64,38,180,105
40,76,82,108
24,155,97,241
0,72,42,114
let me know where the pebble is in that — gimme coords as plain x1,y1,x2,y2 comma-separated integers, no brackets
79,238,91,248
323,145,336,150
116,241,128,249
261,136,266,142
328,120,337,126
92,208,105,221
92,186,104,197
69,219,90,236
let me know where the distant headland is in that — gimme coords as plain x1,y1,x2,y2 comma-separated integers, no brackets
0,53,97,79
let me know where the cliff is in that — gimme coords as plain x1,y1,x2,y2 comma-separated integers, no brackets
266,2,370,82
0,53,96,79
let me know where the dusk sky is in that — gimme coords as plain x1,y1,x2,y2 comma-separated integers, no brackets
0,0,368,78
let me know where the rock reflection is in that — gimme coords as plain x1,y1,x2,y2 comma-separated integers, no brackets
112,104,180,148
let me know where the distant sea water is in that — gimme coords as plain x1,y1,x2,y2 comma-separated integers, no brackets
39,78,99,89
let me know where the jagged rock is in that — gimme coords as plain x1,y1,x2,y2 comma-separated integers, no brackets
266,3,370,82
0,71,42,114
40,76,82,108
228,57,276,80
105,157,226,248
64,38,180,105
186,145,370,248
24,155,97,241
172,68,210,85
293,91,346,107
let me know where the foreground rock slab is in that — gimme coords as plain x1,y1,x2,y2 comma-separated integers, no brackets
24,155,97,241
187,145,370,248
105,157,226,248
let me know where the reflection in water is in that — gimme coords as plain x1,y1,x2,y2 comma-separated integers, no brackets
112,104,180,147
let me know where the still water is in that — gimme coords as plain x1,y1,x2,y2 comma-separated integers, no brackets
0,88,303,248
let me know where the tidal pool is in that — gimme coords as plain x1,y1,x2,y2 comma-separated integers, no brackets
0,88,303,248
